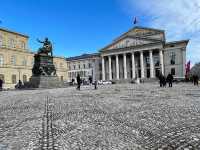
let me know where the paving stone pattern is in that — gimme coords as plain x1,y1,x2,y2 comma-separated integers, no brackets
0,83,200,149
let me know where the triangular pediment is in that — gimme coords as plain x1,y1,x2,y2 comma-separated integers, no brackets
106,36,154,50
114,26,165,42
100,26,165,52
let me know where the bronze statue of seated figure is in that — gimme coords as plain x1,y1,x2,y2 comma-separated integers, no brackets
37,38,53,56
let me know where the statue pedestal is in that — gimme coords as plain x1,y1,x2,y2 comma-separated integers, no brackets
32,54,56,76
29,54,64,88
29,76,63,88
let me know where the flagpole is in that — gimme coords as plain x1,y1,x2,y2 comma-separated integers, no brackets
133,17,138,26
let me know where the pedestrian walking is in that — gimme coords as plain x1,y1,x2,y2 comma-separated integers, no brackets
0,79,3,91
76,74,81,90
159,73,165,87
163,76,167,87
167,73,174,87
89,76,92,85
193,75,199,86
94,80,98,90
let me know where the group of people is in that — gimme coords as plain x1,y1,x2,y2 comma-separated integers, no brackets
15,80,24,89
76,74,97,90
159,73,174,88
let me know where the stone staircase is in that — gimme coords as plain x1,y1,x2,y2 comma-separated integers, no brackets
112,78,158,84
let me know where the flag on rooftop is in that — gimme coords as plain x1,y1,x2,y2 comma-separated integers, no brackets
133,17,138,25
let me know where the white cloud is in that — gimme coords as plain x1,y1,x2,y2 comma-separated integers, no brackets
119,0,200,65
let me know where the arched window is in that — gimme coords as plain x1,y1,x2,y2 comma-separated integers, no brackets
23,75,27,83
12,74,17,84
0,74,5,82
0,55,4,66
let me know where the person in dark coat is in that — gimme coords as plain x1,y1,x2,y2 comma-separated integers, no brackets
193,75,199,86
94,80,98,90
76,74,81,90
0,79,3,91
159,73,165,87
162,76,167,87
167,73,174,87
89,76,92,85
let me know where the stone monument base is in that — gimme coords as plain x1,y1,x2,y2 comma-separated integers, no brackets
29,76,64,88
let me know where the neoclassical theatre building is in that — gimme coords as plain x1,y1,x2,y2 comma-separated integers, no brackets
67,26,189,82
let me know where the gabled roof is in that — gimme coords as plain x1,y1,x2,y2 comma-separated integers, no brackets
100,26,165,52
113,26,165,42
100,35,163,52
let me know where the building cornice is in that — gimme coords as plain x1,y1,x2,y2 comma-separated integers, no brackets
0,28,29,38
101,42,164,57
66,53,100,61
100,42,164,55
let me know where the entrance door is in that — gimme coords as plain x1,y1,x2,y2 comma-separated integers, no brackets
155,68,160,78
147,69,150,78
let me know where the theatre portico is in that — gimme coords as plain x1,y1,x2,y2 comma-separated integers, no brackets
101,48,164,81
99,26,188,82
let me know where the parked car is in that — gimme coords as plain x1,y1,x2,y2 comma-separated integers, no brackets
102,81,112,85
98,80,113,85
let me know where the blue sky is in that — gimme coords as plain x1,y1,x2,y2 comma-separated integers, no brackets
0,0,199,65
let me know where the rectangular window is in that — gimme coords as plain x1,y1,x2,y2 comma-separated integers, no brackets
68,65,71,70
0,74,4,83
23,75,27,83
146,57,150,67
154,56,160,67
12,74,17,84
171,68,175,75
11,56,16,65
8,38,15,48
170,52,176,65
22,59,27,66
60,76,63,81
60,63,63,68
20,41,26,49
0,55,4,66
0,35,3,47
88,63,91,68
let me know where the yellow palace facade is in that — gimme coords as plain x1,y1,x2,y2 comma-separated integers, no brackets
0,28,68,89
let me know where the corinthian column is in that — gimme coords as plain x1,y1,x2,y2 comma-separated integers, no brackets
140,51,145,78
132,52,136,79
116,54,119,80
149,50,155,78
108,55,112,80
102,56,105,80
123,53,127,79
159,50,164,75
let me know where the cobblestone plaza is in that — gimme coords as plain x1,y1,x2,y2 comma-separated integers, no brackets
0,83,200,149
